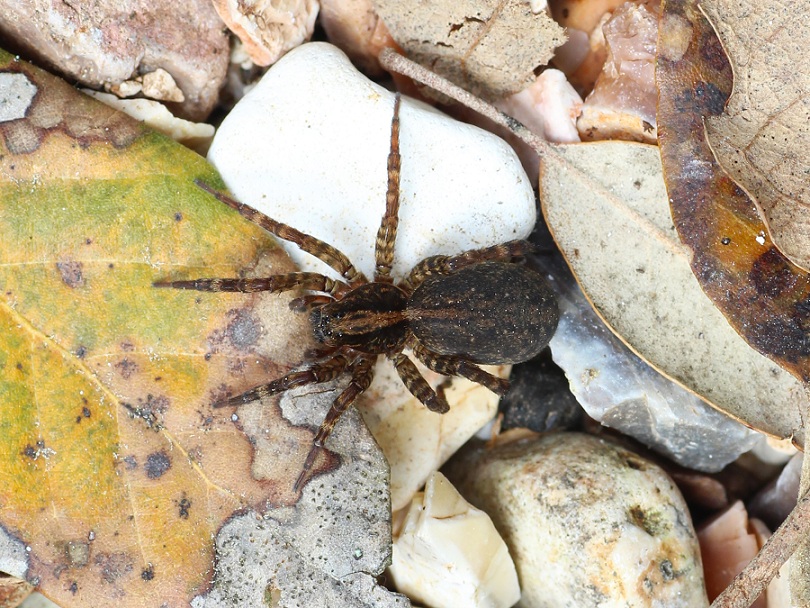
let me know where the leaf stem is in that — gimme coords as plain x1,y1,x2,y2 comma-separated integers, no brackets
711,488,810,608
378,48,550,158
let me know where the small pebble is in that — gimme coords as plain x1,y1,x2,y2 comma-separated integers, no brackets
577,1,660,142
0,0,229,120
444,432,709,608
210,0,318,66
748,452,802,531
389,471,521,608
697,501,789,607
498,348,582,433
356,358,506,512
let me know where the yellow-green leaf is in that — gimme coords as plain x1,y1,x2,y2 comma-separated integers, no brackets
0,50,333,606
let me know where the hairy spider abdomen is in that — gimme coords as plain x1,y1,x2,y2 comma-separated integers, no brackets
311,282,409,353
406,262,559,365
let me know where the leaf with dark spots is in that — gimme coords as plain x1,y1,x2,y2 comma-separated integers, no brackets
225,308,262,350
0,49,394,608
658,0,810,388
94,551,134,584
701,0,810,273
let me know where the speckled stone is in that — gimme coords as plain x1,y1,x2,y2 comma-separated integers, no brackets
443,432,709,608
498,348,582,433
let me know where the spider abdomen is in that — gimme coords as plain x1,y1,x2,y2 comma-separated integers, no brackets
311,282,409,354
406,262,559,365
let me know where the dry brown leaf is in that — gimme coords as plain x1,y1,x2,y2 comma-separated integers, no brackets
539,140,807,445
701,0,810,272
372,0,565,99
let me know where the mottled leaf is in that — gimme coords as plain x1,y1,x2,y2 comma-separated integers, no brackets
701,0,810,272
0,51,392,608
372,0,565,100
657,0,810,387
539,141,806,445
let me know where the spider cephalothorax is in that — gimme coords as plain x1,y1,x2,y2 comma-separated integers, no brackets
155,95,559,490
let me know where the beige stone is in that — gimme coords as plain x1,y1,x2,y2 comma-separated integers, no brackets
444,432,709,608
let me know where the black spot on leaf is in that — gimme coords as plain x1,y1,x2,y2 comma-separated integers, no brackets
144,450,171,479
94,551,134,583
226,309,261,350
56,260,85,288
177,496,191,519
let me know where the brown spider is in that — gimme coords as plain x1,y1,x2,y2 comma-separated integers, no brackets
155,94,559,490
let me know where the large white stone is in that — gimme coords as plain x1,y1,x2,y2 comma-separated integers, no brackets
207,42,536,282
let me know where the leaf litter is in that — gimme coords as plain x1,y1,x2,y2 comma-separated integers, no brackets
383,22,810,601
6,0,810,604
538,140,807,445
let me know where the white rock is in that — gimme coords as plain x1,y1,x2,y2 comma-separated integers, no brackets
444,433,709,608
390,472,521,608
208,42,536,282
496,70,582,144
81,90,214,154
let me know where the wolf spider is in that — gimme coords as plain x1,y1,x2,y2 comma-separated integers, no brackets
155,94,558,490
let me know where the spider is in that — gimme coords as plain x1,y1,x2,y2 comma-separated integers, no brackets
155,94,559,490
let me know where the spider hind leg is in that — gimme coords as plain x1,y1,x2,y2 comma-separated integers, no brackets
411,340,510,396
294,355,376,491
391,353,449,413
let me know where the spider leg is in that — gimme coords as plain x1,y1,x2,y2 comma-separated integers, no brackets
391,353,449,413
154,271,349,296
374,94,402,283
213,353,350,408
411,339,510,396
399,240,536,292
295,355,376,491
195,180,367,285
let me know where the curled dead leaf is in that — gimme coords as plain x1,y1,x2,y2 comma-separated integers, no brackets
701,0,810,273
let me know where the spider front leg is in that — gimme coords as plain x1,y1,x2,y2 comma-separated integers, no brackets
374,94,402,283
295,354,376,491
153,271,349,297
399,240,535,292
410,339,510,396
195,180,367,285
